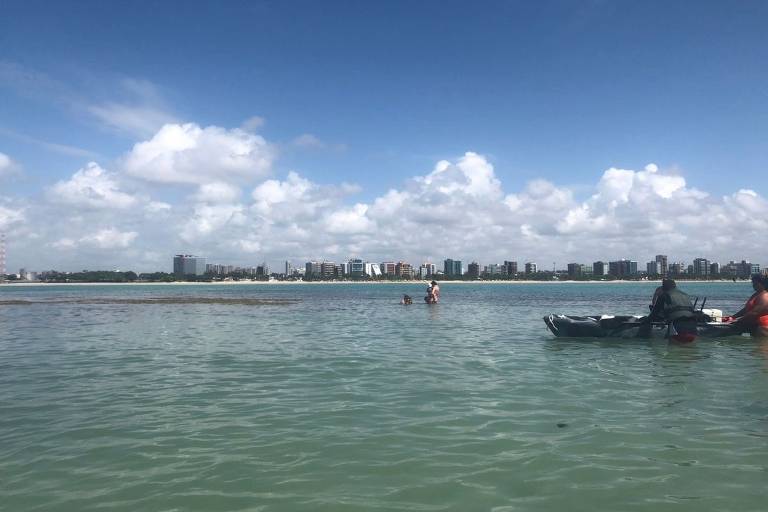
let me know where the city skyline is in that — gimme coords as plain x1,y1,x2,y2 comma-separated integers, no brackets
5,251,763,282
2,2,768,272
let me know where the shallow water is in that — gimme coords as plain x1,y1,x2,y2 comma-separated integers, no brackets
1,282,767,511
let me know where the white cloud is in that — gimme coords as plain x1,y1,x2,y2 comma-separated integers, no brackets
0,152,12,172
0,203,25,229
145,201,172,214
87,78,176,138
48,162,138,209
241,116,265,131
180,203,247,242
6,144,768,271
88,103,176,139
79,228,138,249
326,203,376,234
193,182,241,204
123,123,275,185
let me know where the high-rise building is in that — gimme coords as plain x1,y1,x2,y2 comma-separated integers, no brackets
285,261,293,276
503,260,518,276
467,262,480,279
444,259,463,277
417,263,436,279
320,261,336,279
710,262,720,276
592,261,606,276
349,258,366,278
655,255,668,276
485,263,503,276
647,261,661,276
693,258,710,277
524,262,537,274
567,263,582,279
305,261,322,278
395,262,414,279
380,262,396,275
608,259,637,278
173,254,206,276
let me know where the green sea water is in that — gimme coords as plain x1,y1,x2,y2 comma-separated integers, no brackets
1,282,766,511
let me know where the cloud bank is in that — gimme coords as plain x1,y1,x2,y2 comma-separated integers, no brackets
2,123,767,272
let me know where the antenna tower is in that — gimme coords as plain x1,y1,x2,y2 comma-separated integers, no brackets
0,232,6,283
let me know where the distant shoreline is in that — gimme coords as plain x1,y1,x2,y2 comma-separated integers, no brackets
0,279,747,287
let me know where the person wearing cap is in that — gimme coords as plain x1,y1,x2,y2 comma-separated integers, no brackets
648,278,697,342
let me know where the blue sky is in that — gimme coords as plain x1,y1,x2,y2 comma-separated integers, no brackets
1,1,767,271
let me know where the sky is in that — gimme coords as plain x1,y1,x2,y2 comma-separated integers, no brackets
1,0,767,273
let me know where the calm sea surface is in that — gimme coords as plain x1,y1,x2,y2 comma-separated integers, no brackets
1,282,766,511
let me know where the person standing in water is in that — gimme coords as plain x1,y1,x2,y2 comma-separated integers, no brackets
429,280,440,304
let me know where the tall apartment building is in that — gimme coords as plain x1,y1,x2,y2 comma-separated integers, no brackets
305,261,322,278
503,260,518,276
395,262,414,279
567,263,582,278
349,258,366,278
655,254,668,276
608,259,637,278
646,261,661,276
443,259,463,278
467,262,480,279
524,262,537,274
380,262,396,275
592,261,606,276
320,261,336,279
173,254,206,276
693,258,710,277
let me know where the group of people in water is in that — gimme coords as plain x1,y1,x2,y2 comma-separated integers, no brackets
401,280,440,305
647,274,768,341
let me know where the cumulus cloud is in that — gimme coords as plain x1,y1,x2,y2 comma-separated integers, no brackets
193,182,241,204
0,152,16,177
6,146,768,271
0,203,25,229
48,162,138,209
122,123,275,185
79,228,138,249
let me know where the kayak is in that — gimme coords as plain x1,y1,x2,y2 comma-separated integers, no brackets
543,313,740,339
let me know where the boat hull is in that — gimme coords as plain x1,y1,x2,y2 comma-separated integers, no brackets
543,314,739,339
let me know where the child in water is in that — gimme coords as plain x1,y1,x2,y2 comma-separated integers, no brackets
401,294,413,305
424,285,434,304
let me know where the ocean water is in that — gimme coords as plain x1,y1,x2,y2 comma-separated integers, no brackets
1,282,766,511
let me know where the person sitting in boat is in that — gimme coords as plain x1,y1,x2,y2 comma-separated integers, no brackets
650,284,664,311
724,274,768,337
648,278,697,342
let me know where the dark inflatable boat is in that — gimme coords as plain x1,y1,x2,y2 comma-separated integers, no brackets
543,313,740,339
